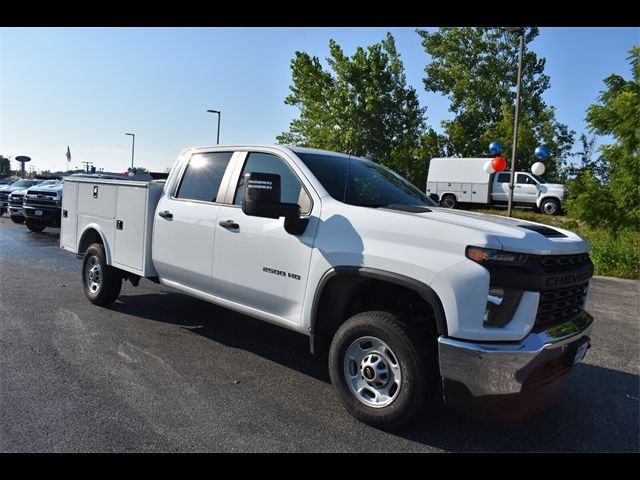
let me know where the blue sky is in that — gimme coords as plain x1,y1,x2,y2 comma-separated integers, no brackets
1,27,637,174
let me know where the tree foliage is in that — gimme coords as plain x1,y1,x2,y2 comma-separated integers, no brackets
566,47,640,234
0,155,11,177
417,27,574,180
277,33,429,187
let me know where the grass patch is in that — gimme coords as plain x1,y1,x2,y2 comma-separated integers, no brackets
471,207,640,279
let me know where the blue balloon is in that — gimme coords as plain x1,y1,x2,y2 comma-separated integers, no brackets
535,144,550,160
489,141,502,155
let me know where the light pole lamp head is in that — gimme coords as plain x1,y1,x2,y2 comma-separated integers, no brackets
207,109,220,114
125,132,134,137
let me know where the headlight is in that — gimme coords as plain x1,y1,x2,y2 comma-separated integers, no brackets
484,287,524,327
466,246,528,266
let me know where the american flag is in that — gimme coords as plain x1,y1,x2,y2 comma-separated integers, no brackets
66,146,71,162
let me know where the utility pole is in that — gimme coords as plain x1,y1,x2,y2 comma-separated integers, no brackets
82,161,94,173
504,27,525,218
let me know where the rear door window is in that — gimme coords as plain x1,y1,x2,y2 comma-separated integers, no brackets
175,152,234,202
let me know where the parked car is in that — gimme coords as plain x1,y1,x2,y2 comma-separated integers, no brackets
0,179,46,216
60,145,594,429
426,158,566,215
8,180,59,224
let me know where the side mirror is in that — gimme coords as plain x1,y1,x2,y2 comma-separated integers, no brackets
429,193,439,203
242,172,300,219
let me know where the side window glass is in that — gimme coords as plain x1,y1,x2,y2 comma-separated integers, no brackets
517,174,533,185
175,152,233,202
233,152,311,214
497,173,510,183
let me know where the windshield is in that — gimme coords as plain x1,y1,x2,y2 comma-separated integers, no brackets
531,174,547,184
11,180,37,187
296,151,436,208
37,180,57,187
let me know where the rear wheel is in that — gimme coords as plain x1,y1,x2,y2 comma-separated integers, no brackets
541,198,561,215
82,243,122,306
328,311,438,430
440,194,457,209
25,218,46,232
10,216,24,224
0,208,5,216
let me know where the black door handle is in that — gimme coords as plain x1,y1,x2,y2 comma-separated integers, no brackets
219,219,239,229
158,210,173,219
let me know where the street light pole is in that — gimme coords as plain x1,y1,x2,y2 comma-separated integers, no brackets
206,109,221,144
125,133,135,169
505,28,525,218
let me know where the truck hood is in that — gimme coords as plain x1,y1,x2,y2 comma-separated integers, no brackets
392,206,589,255
0,185,29,193
9,188,29,196
28,184,63,194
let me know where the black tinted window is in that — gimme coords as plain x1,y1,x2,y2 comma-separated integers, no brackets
234,152,311,213
297,152,435,208
176,152,233,202
496,173,511,183
517,174,536,185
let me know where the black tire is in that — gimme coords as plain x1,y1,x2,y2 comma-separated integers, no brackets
0,207,5,216
328,311,438,430
82,243,122,306
440,194,457,209
10,215,25,224
25,218,46,232
540,198,561,216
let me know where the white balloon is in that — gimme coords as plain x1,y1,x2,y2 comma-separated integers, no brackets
483,160,495,174
531,162,546,176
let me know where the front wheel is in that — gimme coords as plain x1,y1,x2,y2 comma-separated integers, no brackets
10,216,25,224
540,198,561,215
25,218,46,232
82,243,122,306
328,311,437,430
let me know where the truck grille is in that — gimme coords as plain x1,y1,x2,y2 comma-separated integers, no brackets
25,192,58,208
535,281,590,328
0,192,9,205
10,195,24,206
535,253,591,272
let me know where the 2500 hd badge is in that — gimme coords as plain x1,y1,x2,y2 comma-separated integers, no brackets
263,266,301,280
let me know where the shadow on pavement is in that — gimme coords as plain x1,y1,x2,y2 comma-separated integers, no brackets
114,291,330,384
114,289,638,452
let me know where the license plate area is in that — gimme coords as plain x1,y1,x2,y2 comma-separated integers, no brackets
35,210,43,216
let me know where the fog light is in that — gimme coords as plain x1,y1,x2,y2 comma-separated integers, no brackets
484,287,524,327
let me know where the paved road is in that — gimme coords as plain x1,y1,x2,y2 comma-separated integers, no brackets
0,215,638,452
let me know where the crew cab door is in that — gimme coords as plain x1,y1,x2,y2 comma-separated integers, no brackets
152,151,236,294
211,150,319,326
514,173,538,204
491,172,511,202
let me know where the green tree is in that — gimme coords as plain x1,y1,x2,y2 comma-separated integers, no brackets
277,33,430,187
417,27,574,180
0,155,11,177
562,133,609,183
567,46,640,234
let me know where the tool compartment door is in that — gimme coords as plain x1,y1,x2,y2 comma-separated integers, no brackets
113,185,147,272
60,181,79,251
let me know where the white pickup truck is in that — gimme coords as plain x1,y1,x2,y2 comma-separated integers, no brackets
427,157,566,215
60,145,594,429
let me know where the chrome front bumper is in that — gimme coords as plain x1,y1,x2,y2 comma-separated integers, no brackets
438,311,593,398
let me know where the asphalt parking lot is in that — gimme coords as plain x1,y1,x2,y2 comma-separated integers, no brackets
0,215,638,452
